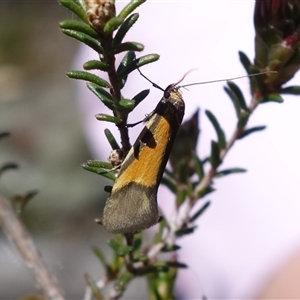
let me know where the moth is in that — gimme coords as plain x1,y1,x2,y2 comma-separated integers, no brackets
102,82,185,234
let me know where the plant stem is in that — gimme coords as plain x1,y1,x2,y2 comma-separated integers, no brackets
0,194,65,300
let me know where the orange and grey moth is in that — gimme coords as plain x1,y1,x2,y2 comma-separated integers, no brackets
102,83,185,234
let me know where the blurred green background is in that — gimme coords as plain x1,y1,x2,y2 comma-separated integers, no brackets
0,1,148,298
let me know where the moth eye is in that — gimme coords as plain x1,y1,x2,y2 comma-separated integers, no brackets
164,90,171,99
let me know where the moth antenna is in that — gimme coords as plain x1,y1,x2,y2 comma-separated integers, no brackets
137,68,164,91
181,71,278,88
173,68,198,86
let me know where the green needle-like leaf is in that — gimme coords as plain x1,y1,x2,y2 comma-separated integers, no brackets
194,154,204,181
95,113,122,123
87,83,114,109
239,51,252,74
237,126,266,139
114,42,144,54
117,53,160,77
113,13,139,46
117,51,136,87
61,29,103,53
81,164,116,180
259,93,284,103
215,168,247,177
175,226,197,237
161,244,181,252
209,140,221,168
114,272,133,291
165,261,188,269
118,99,135,110
224,86,241,118
59,0,88,23
161,177,177,194
84,274,103,300
227,81,248,111
59,20,98,38
190,201,211,222
108,238,121,252
104,129,121,150
84,60,109,71
103,17,124,34
117,245,132,256
93,246,107,267
118,0,146,19
67,71,110,87
279,86,300,95
249,65,265,93
132,89,150,108
205,110,226,149
85,160,113,169
196,186,215,198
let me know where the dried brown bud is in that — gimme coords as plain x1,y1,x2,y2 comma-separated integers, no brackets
108,149,123,168
86,0,116,32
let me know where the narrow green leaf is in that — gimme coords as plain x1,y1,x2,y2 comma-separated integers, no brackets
205,111,226,149
67,70,110,87
239,51,252,74
210,140,221,168
103,17,124,34
194,154,204,181
176,188,187,207
215,168,247,177
81,165,117,180
190,201,211,222
165,261,188,269
84,274,103,300
117,53,160,77
117,245,132,256
93,246,107,267
196,186,215,199
237,111,250,129
132,89,150,108
224,86,241,118
59,20,98,38
73,0,86,10
175,226,196,237
95,113,122,123
114,42,144,54
227,81,248,111
161,244,181,252
113,13,139,46
61,29,103,53
59,0,88,23
85,160,113,169
84,60,109,71
114,272,133,291
118,0,146,19
237,125,266,139
161,177,177,194
108,238,121,252
249,65,265,93
279,85,300,95
118,98,135,110
132,233,143,253
117,51,136,88
259,93,284,103
104,129,120,150
87,83,114,109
